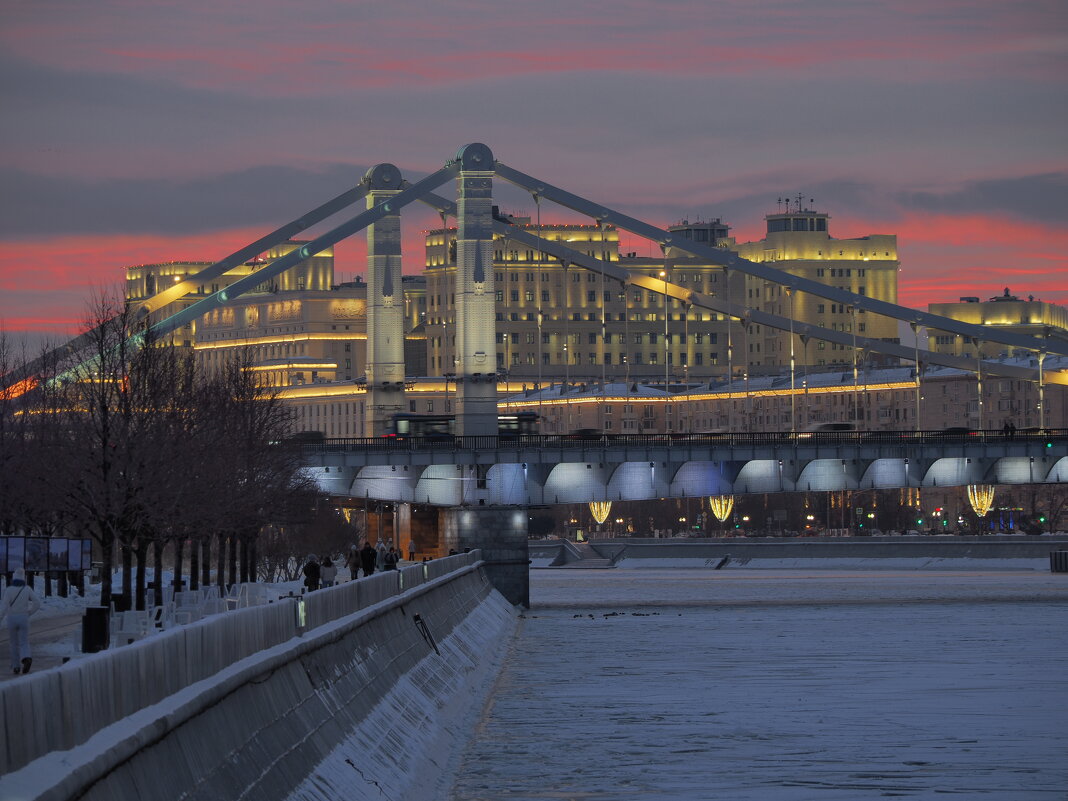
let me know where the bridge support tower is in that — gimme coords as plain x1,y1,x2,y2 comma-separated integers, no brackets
364,164,406,435
453,143,498,436
441,506,529,607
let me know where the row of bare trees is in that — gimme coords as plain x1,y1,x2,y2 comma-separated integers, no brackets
1,295,321,610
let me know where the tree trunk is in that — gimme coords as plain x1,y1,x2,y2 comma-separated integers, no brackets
239,532,250,584
216,532,226,590
227,533,238,588
248,536,258,583
135,540,148,611
121,543,133,610
153,540,164,607
189,537,200,591
201,537,211,587
173,537,185,594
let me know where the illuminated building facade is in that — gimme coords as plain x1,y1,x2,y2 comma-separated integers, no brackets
498,357,1066,436
928,288,1068,359
424,205,901,385
727,205,900,370
125,242,335,349
425,213,743,384
195,284,369,388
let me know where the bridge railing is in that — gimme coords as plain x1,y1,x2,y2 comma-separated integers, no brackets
0,551,481,777
302,428,1067,453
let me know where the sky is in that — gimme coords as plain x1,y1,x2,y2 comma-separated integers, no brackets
1,0,1065,348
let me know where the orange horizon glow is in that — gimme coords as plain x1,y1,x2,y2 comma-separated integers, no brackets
2,210,1065,337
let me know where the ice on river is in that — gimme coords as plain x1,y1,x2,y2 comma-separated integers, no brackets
449,569,1068,800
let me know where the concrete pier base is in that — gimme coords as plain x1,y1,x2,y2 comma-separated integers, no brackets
442,506,529,606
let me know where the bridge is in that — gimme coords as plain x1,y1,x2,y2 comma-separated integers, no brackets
6,143,1068,605
303,430,1068,505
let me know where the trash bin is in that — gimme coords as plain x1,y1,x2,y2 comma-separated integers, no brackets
82,607,110,653
1050,551,1068,573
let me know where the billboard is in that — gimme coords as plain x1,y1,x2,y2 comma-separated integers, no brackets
0,537,91,573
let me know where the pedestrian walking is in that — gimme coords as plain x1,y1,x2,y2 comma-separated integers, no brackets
384,547,399,571
302,555,321,592
320,556,337,588
344,545,360,580
0,568,43,675
360,542,377,577
375,540,387,571
407,539,416,562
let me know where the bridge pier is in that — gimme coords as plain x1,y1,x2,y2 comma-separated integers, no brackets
441,506,529,607
364,163,406,436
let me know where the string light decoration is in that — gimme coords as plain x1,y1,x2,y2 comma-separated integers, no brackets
589,501,612,525
967,484,995,517
708,495,735,523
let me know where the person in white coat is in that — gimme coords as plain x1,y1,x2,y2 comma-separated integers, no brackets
0,568,43,675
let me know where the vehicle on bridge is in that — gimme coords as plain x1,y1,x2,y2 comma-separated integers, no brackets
387,412,540,441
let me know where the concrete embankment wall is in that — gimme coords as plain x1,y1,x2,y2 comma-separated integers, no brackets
532,536,1068,567
1,556,518,801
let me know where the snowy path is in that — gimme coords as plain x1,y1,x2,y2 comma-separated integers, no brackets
449,570,1068,800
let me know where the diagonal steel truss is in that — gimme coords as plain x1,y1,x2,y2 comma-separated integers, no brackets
5,144,1063,394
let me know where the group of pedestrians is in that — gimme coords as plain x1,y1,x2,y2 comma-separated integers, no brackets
302,539,416,592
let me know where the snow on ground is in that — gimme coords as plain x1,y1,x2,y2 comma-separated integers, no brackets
614,556,1052,571
0,570,351,678
449,569,1068,800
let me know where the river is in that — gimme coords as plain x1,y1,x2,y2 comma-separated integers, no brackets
449,568,1068,800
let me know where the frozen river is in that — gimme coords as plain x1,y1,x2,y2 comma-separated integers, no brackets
449,569,1068,800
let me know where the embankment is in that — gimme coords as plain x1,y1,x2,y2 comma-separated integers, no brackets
532,535,1068,569
0,555,517,801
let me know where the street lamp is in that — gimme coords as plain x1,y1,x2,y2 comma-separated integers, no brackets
660,269,669,431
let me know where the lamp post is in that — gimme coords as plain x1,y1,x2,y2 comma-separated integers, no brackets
849,305,859,424
660,268,670,431
786,287,796,432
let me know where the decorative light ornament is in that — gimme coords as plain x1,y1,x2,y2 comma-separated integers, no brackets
967,484,995,517
589,501,612,525
708,495,735,522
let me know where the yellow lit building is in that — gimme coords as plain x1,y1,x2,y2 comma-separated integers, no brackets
195,284,369,387
928,288,1068,359
727,206,900,370
125,242,335,349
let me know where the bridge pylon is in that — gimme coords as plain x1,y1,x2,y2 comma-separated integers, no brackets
364,164,406,436
453,143,498,437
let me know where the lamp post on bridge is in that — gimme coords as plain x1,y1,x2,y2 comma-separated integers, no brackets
660,268,670,431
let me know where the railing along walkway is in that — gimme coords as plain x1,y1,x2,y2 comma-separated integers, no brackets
0,552,481,777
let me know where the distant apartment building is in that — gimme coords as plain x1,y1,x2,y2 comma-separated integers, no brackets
726,205,900,371
928,288,1068,359
125,242,335,349
423,204,901,386
499,357,1066,436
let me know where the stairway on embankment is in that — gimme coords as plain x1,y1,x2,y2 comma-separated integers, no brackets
555,541,616,569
